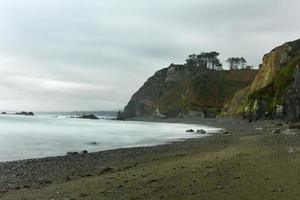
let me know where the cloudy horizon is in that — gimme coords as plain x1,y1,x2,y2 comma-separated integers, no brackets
0,0,299,111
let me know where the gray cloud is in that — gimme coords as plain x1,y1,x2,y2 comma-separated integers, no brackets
0,0,299,111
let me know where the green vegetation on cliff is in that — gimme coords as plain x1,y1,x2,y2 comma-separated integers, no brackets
223,39,300,120
249,58,299,113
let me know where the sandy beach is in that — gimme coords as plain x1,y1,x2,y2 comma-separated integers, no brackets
1,117,300,200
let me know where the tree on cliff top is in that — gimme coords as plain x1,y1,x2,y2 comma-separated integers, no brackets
185,52,222,70
226,57,247,69
245,65,254,69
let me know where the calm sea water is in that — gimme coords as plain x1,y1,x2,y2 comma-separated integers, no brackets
0,115,219,162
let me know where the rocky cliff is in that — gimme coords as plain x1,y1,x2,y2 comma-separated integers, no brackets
122,64,257,118
222,39,300,121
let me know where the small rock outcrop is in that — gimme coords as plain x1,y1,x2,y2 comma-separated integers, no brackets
116,111,125,120
15,111,34,116
196,129,206,134
186,129,195,133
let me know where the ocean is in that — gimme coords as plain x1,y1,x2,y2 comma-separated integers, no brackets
0,114,219,162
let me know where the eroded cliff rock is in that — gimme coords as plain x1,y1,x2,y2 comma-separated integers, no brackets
222,39,300,121
122,64,257,118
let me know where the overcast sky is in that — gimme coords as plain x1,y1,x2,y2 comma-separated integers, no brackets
0,0,299,111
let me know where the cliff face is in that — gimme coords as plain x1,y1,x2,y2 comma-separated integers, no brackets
223,39,300,121
123,64,257,118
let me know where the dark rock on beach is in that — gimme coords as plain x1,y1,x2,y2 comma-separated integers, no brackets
196,129,206,134
77,114,99,120
185,129,195,133
80,150,88,154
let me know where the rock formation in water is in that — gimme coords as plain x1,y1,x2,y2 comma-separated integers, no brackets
122,64,257,119
222,39,300,121
15,111,34,116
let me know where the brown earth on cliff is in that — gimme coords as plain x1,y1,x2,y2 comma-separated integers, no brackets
222,39,300,121
122,64,257,118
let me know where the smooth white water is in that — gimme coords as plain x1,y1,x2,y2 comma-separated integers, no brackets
0,114,220,162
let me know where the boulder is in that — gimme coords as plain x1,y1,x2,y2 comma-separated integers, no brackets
196,129,206,134
80,150,88,154
77,114,99,120
185,129,195,133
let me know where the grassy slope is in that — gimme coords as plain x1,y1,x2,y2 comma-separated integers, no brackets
188,69,256,109
3,132,300,200
171,70,256,111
